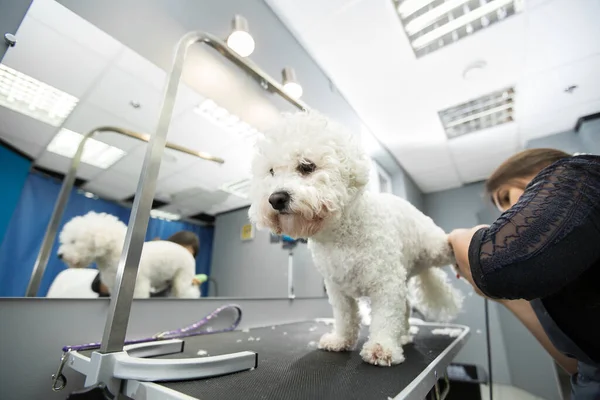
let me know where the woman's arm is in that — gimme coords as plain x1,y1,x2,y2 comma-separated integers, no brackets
450,230,578,374
465,159,600,300
500,299,578,375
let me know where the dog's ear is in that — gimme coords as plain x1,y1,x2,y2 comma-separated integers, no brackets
347,140,372,189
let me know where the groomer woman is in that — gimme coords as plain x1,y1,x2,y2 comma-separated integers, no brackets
448,149,600,399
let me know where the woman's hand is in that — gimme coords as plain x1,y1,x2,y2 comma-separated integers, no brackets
448,225,489,296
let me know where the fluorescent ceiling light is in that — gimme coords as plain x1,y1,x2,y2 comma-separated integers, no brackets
439,87,514,139
0,64,79,126
46,128,126,169
194,99,263,140
220,178,251,199
150,209,181,221
394,0,524,57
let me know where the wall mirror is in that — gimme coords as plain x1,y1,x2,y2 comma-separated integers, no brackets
0,0,406,300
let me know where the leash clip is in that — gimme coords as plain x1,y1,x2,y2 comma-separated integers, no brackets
51,350,71,391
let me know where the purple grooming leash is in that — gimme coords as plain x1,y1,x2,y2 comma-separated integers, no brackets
61,304,243,353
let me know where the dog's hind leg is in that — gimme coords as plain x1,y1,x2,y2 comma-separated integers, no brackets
133,278,151,299
171,269,200,298
400,300,413,345
360,268,408,366
318,280,360,352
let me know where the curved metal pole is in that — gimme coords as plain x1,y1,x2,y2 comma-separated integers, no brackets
24,126,223,297
98,32,309,354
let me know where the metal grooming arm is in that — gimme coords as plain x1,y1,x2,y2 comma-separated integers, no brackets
25,126,224,297
53,31,308,398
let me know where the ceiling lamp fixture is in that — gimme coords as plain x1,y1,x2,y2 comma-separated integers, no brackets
226,15,255,57
439,87,515,139
281,67,303,99
194,98,262,140
46,128,126,169
150,209,181,221
393,0,524,58
0,64,79,126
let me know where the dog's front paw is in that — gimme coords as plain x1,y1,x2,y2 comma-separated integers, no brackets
318,332,356,352
400,334,414,345
360,341,405,366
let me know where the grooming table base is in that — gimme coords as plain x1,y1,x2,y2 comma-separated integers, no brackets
129,320,469,400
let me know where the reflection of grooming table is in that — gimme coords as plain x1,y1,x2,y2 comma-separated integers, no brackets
71,319,469,400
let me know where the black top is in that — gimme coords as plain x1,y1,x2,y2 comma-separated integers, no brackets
468,155,600,363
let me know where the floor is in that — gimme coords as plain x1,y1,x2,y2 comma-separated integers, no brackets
479,383,550,400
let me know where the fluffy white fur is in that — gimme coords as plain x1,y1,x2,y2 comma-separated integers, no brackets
249,111,463,366
57,211,199,299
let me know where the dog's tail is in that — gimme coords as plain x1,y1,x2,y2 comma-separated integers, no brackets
408,267,464,322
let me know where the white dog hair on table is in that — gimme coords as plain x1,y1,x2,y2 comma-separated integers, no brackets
57,211,199,299
248,110,463,366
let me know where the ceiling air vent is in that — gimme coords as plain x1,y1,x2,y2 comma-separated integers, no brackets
439,87,514,139
220,178,252,199
393,0,524,58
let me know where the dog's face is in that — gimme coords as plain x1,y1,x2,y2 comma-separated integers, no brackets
248,111,371,238
57,212,125,268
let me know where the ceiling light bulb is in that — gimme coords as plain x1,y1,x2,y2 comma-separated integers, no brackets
227,15,255,57
282,67,303,99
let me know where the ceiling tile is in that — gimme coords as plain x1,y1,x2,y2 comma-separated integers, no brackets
82,170,138,200
64,102,147,145
107,144,200,182
35,150,104,180
520,98,600,141
113,47,166,92
415,169,463,194
2,16,111,98
0,107,58,150
518,54,600,124
0,134,44,159
25,0,123,60
394,141,456,174
172,83,206,119
265,0,599,193
182,154,251,192
524,0,600,75
167,109,237,157
85,65,162,133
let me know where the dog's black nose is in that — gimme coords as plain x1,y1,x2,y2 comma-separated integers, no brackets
269,191,291,211
58,253,63,260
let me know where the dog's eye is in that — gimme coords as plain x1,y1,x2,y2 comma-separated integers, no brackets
297,161,316,175
269,168,274,176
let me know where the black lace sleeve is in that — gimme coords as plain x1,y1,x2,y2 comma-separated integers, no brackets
468,155,600,300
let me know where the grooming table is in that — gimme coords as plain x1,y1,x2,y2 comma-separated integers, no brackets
69,319,469,400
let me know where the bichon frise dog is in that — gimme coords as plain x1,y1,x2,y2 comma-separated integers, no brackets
249,111,463,366
57,211,199,299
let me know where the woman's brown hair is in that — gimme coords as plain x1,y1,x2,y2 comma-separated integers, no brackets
167,231,200,258
486,148,571,205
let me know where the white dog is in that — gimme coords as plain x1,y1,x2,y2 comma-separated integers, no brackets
249,111,463,366
57,211,199,299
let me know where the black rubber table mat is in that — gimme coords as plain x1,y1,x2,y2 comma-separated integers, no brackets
157,320,463,400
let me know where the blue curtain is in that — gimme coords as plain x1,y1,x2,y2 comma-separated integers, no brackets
0,143,32,246
0,171,214,297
